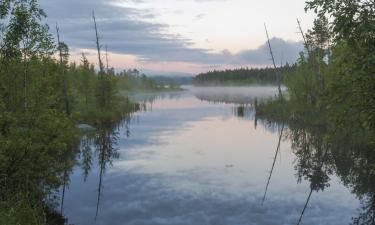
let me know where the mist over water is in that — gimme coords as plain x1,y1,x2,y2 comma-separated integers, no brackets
190,86,286,104
62,86,359,225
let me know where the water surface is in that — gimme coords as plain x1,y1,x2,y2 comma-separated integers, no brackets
62,86,360,225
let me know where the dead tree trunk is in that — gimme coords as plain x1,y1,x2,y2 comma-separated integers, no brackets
93,11,104,74
264,24,283,99
105,45,109,73
93,11,107,109
297,19,309,52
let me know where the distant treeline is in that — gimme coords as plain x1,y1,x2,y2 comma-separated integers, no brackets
193,65,295,85
152,76,193,86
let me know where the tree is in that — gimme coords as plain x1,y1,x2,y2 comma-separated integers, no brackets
0,0,53,110
56,24,70,116
305,0,375,129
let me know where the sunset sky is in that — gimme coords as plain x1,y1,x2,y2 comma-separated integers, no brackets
40,0,315,75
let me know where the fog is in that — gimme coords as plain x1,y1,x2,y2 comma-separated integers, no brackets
189,86,286,104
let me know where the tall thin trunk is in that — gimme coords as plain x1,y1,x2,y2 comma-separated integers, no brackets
297,19,309,52
56,23,70,116
105,45,109,73
95,158,104,220
22,40,28,110
60,169,67,215
93,11,106,108
23,61,27,109
264,24,283,99
95,133,106,220
296,188,313,225
93,11,104,74
297,19,323,101
262,123,285,204
13,69,17,111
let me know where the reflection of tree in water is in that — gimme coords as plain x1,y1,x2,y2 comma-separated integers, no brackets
80,134,94,182
60,142,80,216
59,119,123,221
290,126,332,190
286,123,375,225
94,121,120,219
256,100,375,225
330,131,375,225
196,93,259,105
287,125,332,225
233,99,285,134
74,114,133,220
262,123,285,204
130,92,183,113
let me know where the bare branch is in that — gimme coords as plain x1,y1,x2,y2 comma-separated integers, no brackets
264,23,283,99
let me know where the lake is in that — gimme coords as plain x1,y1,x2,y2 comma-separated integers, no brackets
61,86,361,225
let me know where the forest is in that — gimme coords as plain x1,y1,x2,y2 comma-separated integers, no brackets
0,0,169,224
0,0,374,224
256,2,375,223
258,0,374,135
193,65,295,86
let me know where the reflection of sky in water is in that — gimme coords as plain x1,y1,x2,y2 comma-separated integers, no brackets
63,86,359,225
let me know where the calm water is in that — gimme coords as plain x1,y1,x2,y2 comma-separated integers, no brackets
62,86,360,225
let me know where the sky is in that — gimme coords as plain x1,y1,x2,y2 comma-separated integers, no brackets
39,0,316,75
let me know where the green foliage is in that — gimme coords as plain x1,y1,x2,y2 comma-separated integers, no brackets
193,66,295,86
1,0,53,64
116,69,181,92
262,0,374,129
0,1,140,223
0,194,44,225
258,2,375,222
303,0,375,128
305,0,374,45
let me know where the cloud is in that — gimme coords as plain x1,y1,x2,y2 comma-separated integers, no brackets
39,0,303,67
64,153,356,225
235,38,303,65
194,13,206,21
193,0,228,2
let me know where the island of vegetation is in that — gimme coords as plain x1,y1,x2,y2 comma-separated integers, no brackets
117,69,184,93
